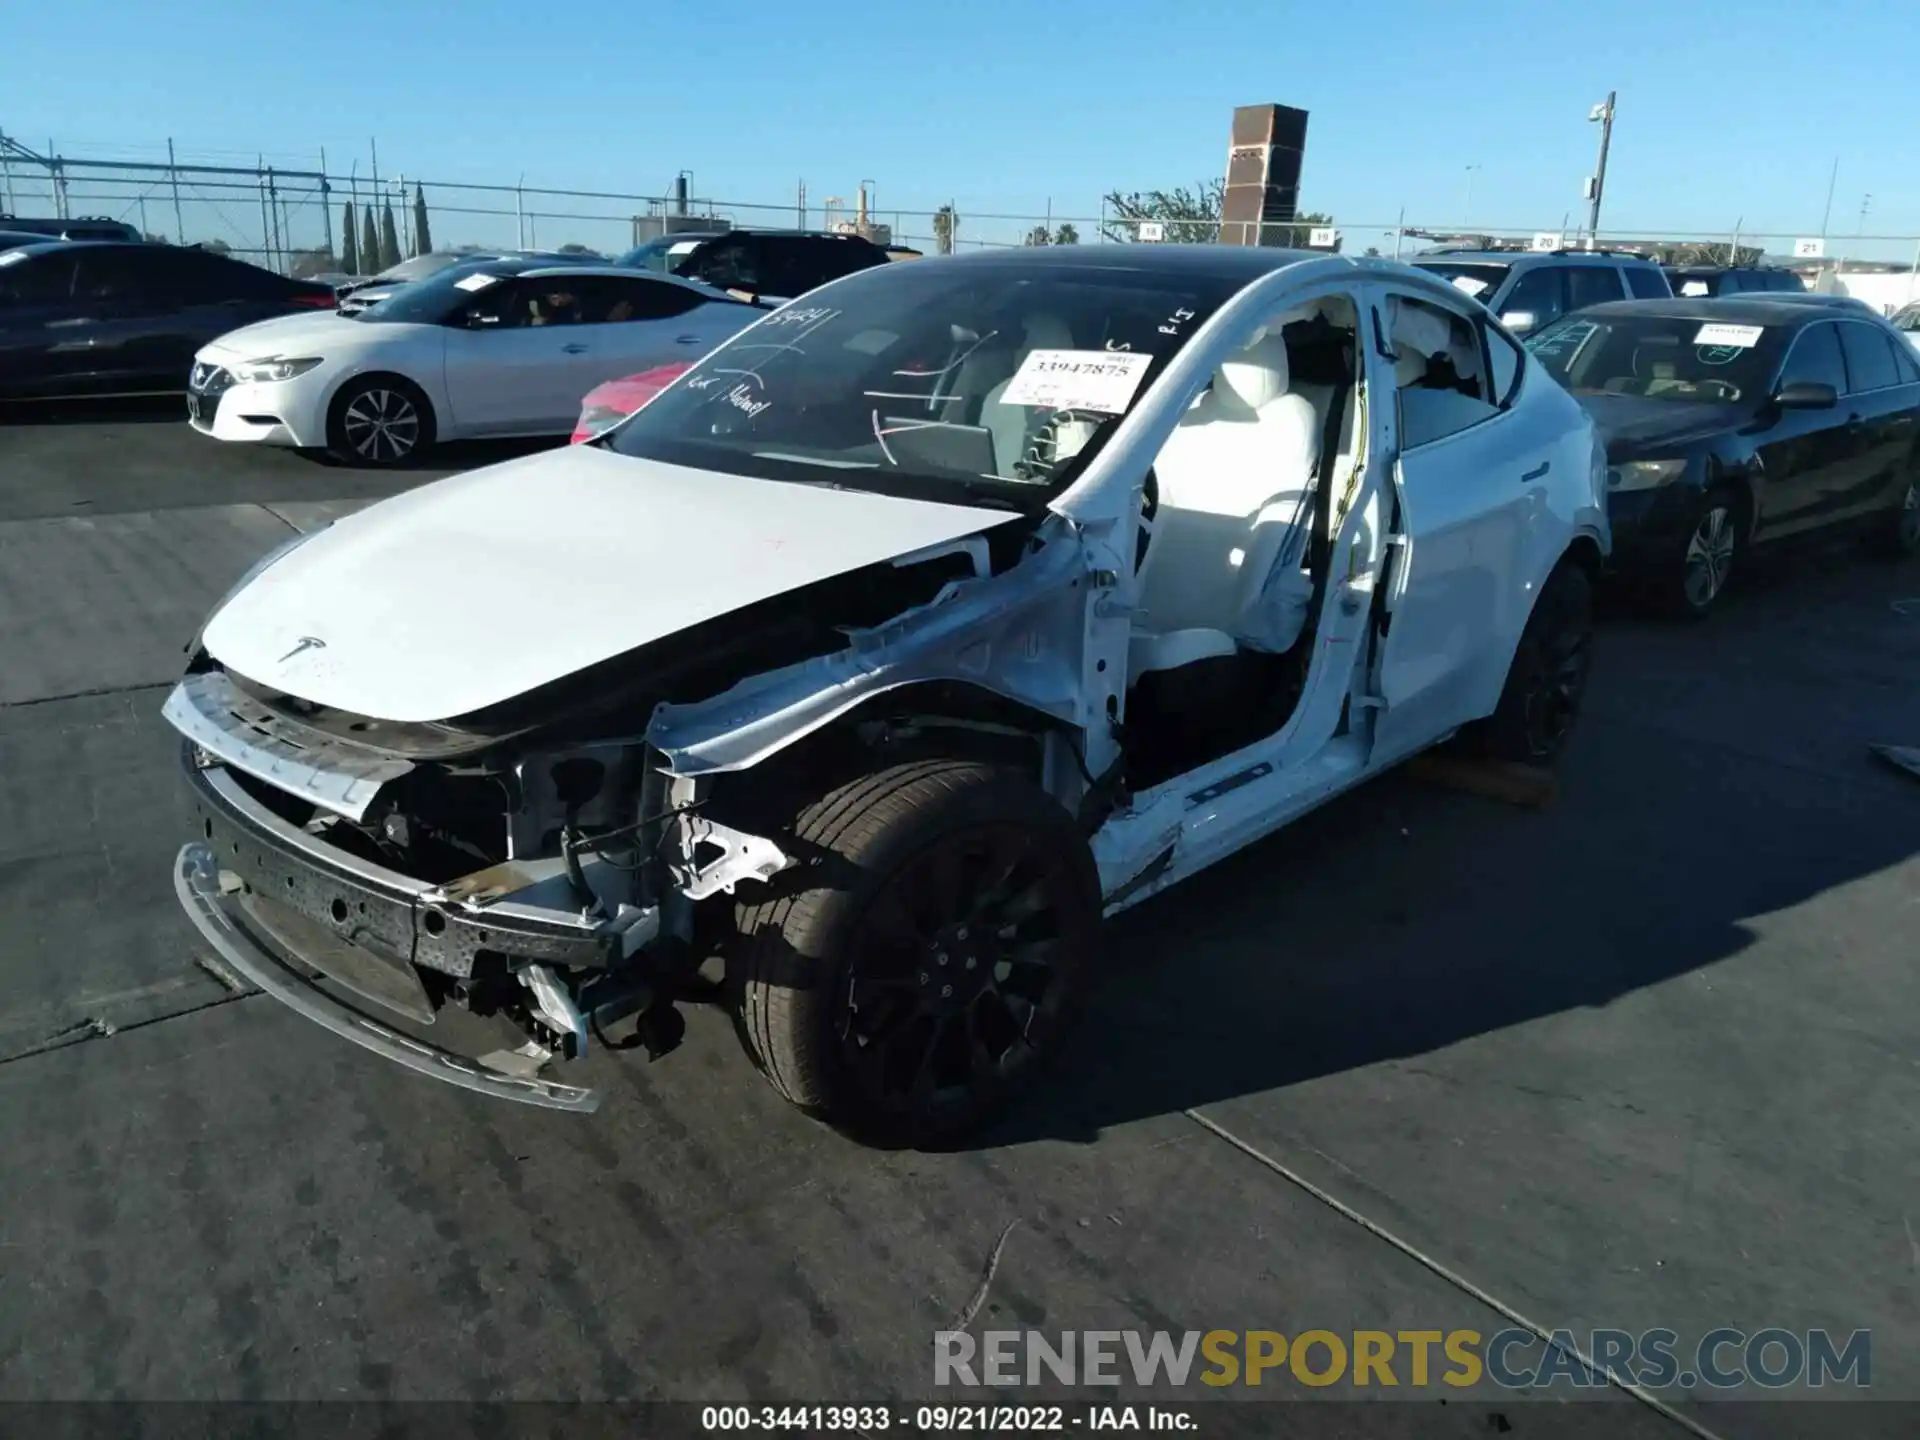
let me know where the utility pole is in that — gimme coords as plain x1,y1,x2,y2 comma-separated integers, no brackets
1819,157,1839,240
1464,164,1480,226
1584,91,1616,247
319,147,334,262
166,138,186,242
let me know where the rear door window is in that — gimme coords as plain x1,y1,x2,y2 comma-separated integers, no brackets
577,275,706,322
71,248,168,306
1777,322,1847,392
1496,266,1566,328
1564,266,1626,312
687,239,760,292
1838,322,1900,392
1889,334,1920,384
0,250,78,305
1623,266,1670,299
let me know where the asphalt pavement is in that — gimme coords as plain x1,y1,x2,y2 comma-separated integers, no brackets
1,404,1916,1437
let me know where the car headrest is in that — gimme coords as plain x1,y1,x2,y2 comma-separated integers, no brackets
1022,313,1075,351
1216,332,1292,410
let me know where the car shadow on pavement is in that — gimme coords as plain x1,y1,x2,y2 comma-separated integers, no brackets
0,394,187,425
294,435,567,473
977,607,1918,1148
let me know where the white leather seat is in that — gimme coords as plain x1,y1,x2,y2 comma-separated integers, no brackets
1129,331,1321,684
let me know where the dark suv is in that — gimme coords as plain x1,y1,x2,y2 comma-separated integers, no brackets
0,241,337,399
0,213,144,242
616,228,891,302
1664,266,1806,298
1410,247,1673,336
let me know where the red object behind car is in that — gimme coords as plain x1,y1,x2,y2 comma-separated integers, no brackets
570,362,694,443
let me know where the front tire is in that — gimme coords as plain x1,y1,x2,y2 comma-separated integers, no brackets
1663,487,1742,618
326,375,435,467
1465,561,1594,765
734,759,1101,1147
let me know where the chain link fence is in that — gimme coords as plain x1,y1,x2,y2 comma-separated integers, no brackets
5,139,1916,309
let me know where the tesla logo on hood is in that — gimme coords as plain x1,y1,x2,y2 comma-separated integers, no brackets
277,636,327,664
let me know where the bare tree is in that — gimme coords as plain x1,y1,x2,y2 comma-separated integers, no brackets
1101,181,1224,243
1101,179,1327,246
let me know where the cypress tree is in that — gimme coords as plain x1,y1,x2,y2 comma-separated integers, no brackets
379,202,402,271
361,208,381,276
411,184,432,257
341,201,359,274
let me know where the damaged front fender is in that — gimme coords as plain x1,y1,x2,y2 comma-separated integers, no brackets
646,527,1101,776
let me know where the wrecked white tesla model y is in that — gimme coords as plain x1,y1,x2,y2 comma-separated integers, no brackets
165,245,1609,1143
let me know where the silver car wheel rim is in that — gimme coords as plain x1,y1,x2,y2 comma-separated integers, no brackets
342,388,420,463
1684,505,1735,608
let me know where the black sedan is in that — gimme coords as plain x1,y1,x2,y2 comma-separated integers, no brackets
0,241,337,401
1525,297,1920,615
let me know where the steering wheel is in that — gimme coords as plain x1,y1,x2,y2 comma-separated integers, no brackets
1135,466,1160,573
1694,378,1739,402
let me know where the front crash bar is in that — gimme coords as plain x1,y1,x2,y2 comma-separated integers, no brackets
173,842,601,1114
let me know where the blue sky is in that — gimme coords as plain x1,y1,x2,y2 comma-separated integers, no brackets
4,0,1916,257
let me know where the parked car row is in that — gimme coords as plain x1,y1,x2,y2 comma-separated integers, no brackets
0,240,338,399
0,225,903,462
1525,296,1920,613
186,260,763,463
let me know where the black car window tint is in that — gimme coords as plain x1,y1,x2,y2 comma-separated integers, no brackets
0,252,77,304
1498,267,1565,326
1839,322,1899,392
1778,323,1847,392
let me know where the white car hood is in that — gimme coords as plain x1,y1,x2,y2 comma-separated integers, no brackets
199,444,1021,723
197,310,403,362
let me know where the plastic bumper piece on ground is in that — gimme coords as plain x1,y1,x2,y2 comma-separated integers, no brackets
173,841,601,1113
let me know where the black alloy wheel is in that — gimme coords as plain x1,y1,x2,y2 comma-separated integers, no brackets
1468,561,1595,765
735,760,1100,1147
1679,496,1739,615
836,823,1078,1132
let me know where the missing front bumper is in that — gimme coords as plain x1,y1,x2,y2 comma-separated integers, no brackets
173,842,602,1113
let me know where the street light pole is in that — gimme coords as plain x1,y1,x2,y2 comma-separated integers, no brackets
1464,164,1480,226
1585,91,1616,247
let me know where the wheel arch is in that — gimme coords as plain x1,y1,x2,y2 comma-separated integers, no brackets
325,367,443,437
1704,455,1759,540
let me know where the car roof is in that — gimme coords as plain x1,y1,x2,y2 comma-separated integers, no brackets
1563,296,1839,329
3,238,125,257
512,263,745,300
1662,264,1797,275
904,242,1324,282
1744,291,1866,307
1413,249,1657,267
